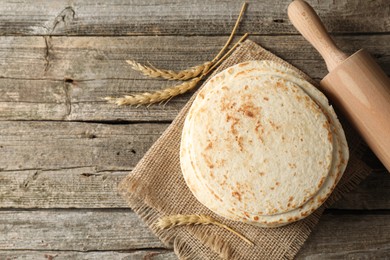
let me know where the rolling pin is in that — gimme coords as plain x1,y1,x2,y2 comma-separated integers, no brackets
288,0,390,172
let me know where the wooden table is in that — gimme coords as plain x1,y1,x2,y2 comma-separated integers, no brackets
0,1,389,259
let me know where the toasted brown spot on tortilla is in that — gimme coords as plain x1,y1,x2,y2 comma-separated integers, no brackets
232,191,242,202
259,172,265,176
234,71,246,77
221,86,229,91
209,189,222,202
238,62,250,67
210,172,214,178
263,97,269,101
226,114,240,136
270,187,275,190
201,153,214,169
328,132,333,142
216,159,226,167
238,101,261,119
199,107,206,113
255,121,264,143
288,163,297,169
275,80,288,91
275,182,280,186
244,85,249,90
254,216,259,221
323,120,330,130
317,196,327,204
205,141,213,150
269,120,280,130
244,212,250,218
301,211,309,217
220,98,237,111
289,196,294,202
245,111,254,117
227,68,234,74
317,176,326,188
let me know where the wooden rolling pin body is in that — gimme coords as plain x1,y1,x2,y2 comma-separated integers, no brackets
288,0,390,171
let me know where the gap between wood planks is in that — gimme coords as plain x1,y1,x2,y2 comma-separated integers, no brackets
0,208,389,214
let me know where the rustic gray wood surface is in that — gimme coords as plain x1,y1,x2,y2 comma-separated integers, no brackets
0,0,389,259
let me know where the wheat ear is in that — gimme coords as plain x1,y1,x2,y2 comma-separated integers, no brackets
156,214,254,246
126,60,213,81
126,2,247,81
105,33,248,106
105,77,201,106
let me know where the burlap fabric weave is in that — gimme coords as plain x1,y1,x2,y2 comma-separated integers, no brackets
119,40,373,259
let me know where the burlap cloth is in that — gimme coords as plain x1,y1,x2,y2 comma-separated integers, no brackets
119,40,373,259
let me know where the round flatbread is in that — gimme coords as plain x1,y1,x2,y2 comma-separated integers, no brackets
180,60,349,227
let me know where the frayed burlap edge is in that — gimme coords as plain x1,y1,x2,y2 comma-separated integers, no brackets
118,39,374,260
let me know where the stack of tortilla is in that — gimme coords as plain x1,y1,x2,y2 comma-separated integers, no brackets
180,60,349,227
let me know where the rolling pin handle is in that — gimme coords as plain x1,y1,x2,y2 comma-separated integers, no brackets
287,0,348,71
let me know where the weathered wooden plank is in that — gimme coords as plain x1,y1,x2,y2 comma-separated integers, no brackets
331,170,390,210
2,35,388,82
0,35,389,121
0,0,389,36
0,121,165,171
1,167,389,210
0,209,165,251
0,210,389,256
0,121,388,209
1,242,390,260
0,168,129,209
296,211,390,259
0,250,177,260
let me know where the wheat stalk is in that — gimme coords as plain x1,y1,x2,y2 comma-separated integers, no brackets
105,33,248,106
211,2,247,63
156,214,254,246
105,77,201,106
126,2,247,81
126,60,213,81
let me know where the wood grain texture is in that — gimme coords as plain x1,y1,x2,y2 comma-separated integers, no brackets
0,210,389,257
0,121,165,171
0,35,389,121
0,168,129,209
0,209,165,251
0,250,177,260
0,121,388,210
1,167,389,210
296,211,390,259
0,0,389,36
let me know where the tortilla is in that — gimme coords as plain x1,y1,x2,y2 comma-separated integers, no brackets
180,60,348,227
